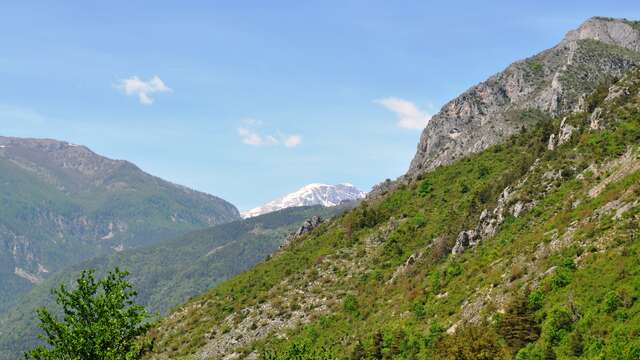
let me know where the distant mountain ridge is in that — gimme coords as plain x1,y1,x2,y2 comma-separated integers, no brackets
241,183,366,218
0,135,239,312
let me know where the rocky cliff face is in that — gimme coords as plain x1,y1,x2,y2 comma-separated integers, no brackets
0,136,240,312
407,17,640,176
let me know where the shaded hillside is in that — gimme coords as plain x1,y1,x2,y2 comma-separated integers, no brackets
0,204,352,360
144,68,640,359
0,137,239,312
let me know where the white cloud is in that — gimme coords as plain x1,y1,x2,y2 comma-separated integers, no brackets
375,97,431,130
237,120,301,148
284,135,302,148
117,75,172,105
238,127,279,146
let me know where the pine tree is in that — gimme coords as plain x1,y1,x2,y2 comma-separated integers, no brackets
498,290,541,352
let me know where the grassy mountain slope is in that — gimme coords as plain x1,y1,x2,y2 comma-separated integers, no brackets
0,204,351,360
145,70,640,359
0,137,239,312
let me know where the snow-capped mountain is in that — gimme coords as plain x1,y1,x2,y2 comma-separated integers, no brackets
241,183,366,218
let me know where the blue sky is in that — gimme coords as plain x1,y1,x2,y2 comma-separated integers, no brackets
1,1,639,210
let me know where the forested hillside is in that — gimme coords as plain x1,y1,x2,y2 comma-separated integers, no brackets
0,204,351,360
0,137,239,313
145,69,640,359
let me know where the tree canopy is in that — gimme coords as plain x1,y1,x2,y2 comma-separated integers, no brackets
25,268,150,360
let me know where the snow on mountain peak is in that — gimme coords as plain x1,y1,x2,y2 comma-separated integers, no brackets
241,183,366,218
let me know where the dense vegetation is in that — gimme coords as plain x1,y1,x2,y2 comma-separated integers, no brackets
0,205,350,360
0,146,240,313
25,269,150,360
145,69,640,359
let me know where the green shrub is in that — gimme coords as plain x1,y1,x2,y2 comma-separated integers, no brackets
445,262,463,279
263,340,334,360
418,179,433,196
412,213,427,228
528,60,544,73
541,307,573,346
478,165,490,179
515,342,545,360
561,256,576,271
550,270,572,290
425,323,445,349
412,301,426,319
343,295,360,317
528,291,545,311
603,291,622,313
430,271,442,294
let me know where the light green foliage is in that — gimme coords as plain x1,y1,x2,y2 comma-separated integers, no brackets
263,343,333,360
445,261,463,279
24,269,150,360
603,291,622,313
528,291,545,310
623,19,640,31
527,60,544,74
410,212,427,229
343,294,360,317
418,179,433,196
541,307,573,346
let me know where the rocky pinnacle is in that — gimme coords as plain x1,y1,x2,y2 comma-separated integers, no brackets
407,17,640,176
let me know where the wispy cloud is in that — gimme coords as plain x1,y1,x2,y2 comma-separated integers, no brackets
237,119,302,148
116,76,172,105
284,135,302,148
375,97,431,130
238,127,279,146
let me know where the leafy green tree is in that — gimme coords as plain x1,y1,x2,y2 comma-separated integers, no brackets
25,268,150,360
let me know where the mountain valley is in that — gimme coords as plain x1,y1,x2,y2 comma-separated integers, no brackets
0,204,353,359
135,17,640,359
0,137,240,312
2,13,640,360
